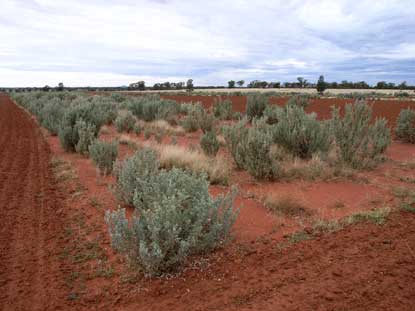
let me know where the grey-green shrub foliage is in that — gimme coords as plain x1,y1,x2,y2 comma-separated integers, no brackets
105,168,237,276
271,105,331,159
213,97,233,120
126,95,179,122
223,118,278,179
113,148,159,205
200,131,220,156
395,108,415,143
331,101,391,168
115,110,136,133
243,120,279,179
89,140,118,174
223,118,249,169
246,93,268,120
74,119,96,155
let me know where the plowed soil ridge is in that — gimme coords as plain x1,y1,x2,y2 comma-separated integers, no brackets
0,94,68,311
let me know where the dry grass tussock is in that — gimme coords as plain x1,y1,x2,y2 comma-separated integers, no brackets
151,143,230,185
137,119,185,136
263,193,311,217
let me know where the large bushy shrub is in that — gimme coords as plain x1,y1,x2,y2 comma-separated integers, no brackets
89,140,119,174
331,101,391,168
246,93,267,120
272,105,331,159
200,131,220,156
115,110,136,133
58,100,106,152
105,168,237,276
113,148,159,205
395,108,415,143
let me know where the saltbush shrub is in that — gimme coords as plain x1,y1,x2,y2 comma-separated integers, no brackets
89,140,118,174
331,101,391,168
271,105,331,159
115,110,136,133
213,97,233,120
286,95,310,109
200,131,220,156
223,119,249,169
113,148,159,205
246,93,267,120
75,119,96,155
395,108,415,143
224,118,278,179
127,95,179,122
105,168,237,276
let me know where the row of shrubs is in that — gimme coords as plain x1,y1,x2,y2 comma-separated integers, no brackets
222,99,392,179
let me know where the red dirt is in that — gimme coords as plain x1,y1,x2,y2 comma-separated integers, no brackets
2,94,415,310
0,94,70,310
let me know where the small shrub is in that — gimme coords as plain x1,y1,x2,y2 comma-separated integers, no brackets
286,95,310,109
271,105,331,159
395,108,415,143
144,128,151,140
181,114,199,132
115,110,136,133
331,101,391,168
74,119,96,155
113,148,159,205
263,105,281,125
200,131,220,156
223,118,279,179
133,123,142,135
213,97,233,120
243,122,279,179
246,93,267,120
223,119,249,169
105,169,237,276
198,112,215,133
89,140,118,174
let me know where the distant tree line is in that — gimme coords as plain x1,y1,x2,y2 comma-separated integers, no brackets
2,77,414,93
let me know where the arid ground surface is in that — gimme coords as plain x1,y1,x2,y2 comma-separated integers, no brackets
1,93,415,310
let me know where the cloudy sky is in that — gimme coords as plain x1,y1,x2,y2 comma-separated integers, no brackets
1,0,414,87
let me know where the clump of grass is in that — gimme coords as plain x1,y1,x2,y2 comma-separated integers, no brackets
263,194,311,217
153,143,230,185
344,207,391,225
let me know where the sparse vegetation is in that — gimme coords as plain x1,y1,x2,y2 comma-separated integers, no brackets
246,93,267,120
115,110,136,133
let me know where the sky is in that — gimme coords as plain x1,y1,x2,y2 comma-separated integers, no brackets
0,0,414,87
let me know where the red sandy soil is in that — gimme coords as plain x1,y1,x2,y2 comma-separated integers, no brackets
0,94,70,310
2,93,415,310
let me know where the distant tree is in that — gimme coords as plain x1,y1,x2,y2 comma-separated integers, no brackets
398,81,407,90
43,85,51,92
297,77,307,88
138,81,145,91
57,82,64,91
316,75,326,94
176,82,184,90
376,81,387,89
163,82,171,89
228,80,235,88
186,79,194,92
269,82,281,88
237,80,245,87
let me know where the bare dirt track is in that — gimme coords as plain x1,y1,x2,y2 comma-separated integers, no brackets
0,94,69,311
